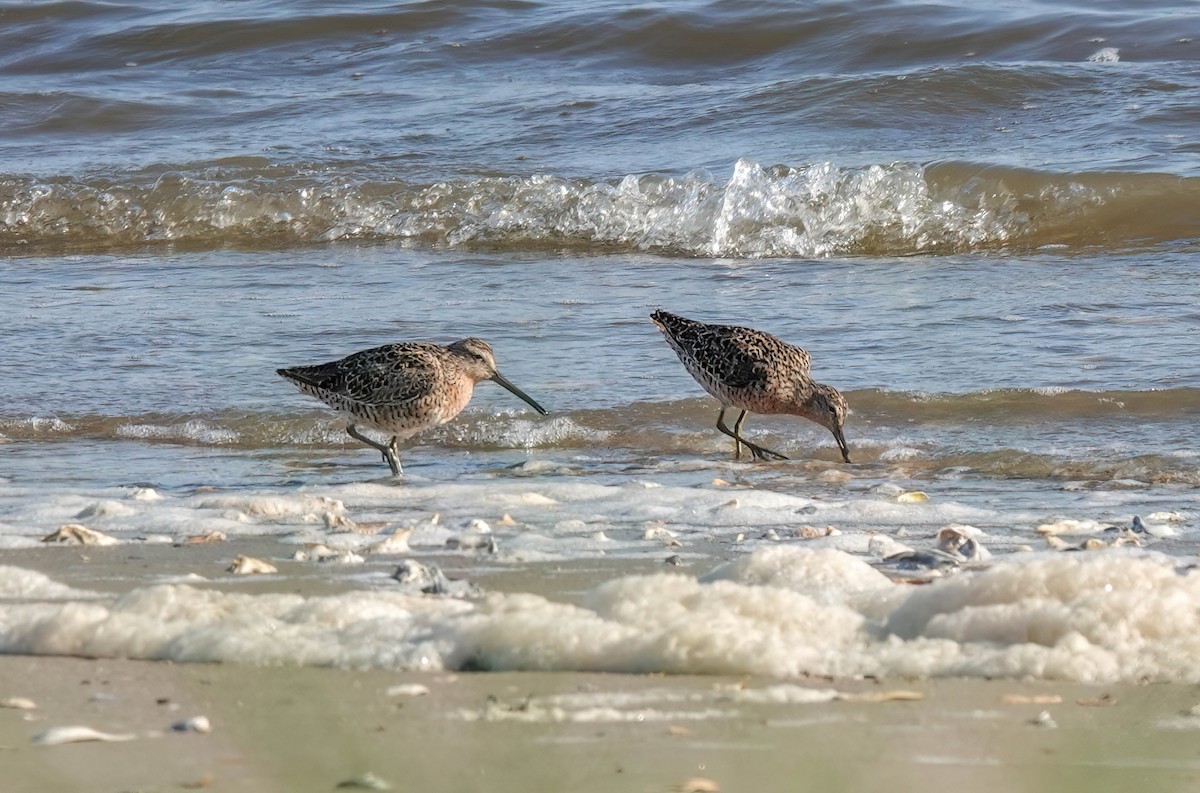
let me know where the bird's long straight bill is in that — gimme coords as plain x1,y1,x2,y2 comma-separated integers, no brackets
492,372,548,415
833,427,851,464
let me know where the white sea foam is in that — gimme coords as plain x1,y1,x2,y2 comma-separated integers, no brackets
115,420,239,444
2,549,1199,683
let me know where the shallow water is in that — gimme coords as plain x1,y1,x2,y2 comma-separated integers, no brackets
2,0,1199,683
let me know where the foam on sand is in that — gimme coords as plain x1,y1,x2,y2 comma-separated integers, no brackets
1,548,1199,684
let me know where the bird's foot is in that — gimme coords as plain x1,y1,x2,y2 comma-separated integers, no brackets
748,445,789,462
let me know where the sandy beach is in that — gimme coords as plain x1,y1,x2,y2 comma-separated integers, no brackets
3,538,1200,793
4,654,1200,793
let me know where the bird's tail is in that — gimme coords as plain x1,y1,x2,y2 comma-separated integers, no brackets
650,308,692,335
277,364,336,390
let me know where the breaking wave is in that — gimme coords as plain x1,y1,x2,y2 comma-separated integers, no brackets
5,159,1200,257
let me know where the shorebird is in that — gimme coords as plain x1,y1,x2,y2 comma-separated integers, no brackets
278,338,546,475
650,309,850,463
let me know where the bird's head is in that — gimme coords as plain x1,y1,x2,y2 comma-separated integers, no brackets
449,338,547,415
802,382,851,463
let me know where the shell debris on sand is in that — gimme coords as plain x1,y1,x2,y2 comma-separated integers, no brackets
171,715,212,734
1,697,37,710
336,772,392,790
795,525,840,539
367,527,413,555
227,555,278,575
292,544,365,564
385,684,430,698
1044,534,1141,552
41,524,120,546
32,726,138,745
183,530,227,544
1001,694,1062,705
391,560,481,597
1037,518,1106,536
836,690,924,703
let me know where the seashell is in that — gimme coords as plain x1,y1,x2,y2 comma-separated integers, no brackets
676,778,720,793
1029,710,1057,729
41,524,120,546
762,529,780,541
936,526,989,561
1,697,36,710
1131,515,1178,538
1001,694,1061,705
1037,518,1104,536
185,530,227,544
227,555,277,575
392,560,481,597
385,684,429,698
324,511,358,532
301,543,340,561
816,468,853,483
711,478,731,487
794,525,838,539
321,550,365,565
463,518,491,533
369,527,413,556
839,690,924,703
895,491,928,503
642,526,677,541
32,725,137,745
734,533,745,543
497,514,518,527
171,715,212,733
336,772,392,790
1043,535,1072,551
445,535,498,553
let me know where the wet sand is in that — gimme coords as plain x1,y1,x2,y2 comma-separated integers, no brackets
5,540,1200,792
4,654,1200,793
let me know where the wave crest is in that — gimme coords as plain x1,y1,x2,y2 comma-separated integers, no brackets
5,159,1199,257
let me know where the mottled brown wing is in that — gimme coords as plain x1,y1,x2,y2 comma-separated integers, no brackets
678,325,770,389
280,343,439,408
652,310,810,388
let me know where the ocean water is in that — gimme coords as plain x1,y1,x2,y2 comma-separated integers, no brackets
2,0,1200,684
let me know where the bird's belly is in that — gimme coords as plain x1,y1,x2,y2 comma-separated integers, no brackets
365,379,476,434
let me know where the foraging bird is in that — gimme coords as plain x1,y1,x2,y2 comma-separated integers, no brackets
278,338,546,475
650,309,850,463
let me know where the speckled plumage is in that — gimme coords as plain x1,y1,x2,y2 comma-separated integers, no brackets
651,309,851,463
278,337,546,475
